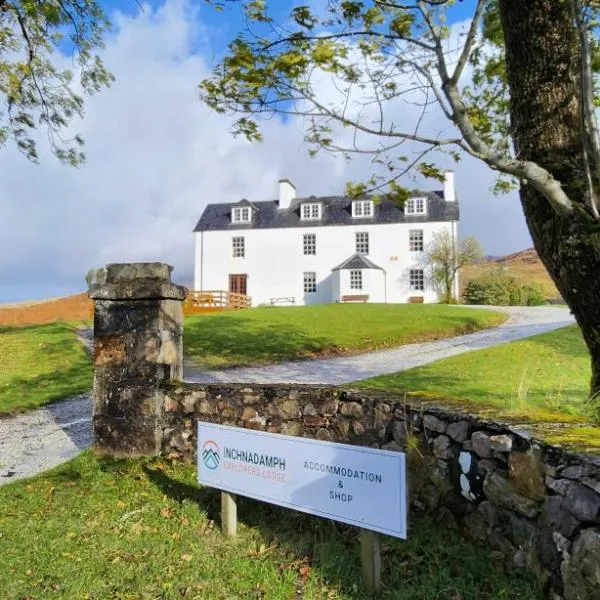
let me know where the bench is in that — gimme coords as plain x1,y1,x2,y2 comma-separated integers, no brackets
341,294,369,303
269,297,296,306
408,296,424,304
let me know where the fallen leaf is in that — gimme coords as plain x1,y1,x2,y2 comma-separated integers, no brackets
180,554,193,562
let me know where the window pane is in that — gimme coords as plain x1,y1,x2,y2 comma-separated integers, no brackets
232,236,245,258
303,272,317,293
409,230,424,252
350,269,363,290
356,232,369,254
409,269,424,291
303,233,316,255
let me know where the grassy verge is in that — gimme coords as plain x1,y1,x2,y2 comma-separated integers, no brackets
0,452,539,599
356,325,595,428
0,323,92,415
184,305,506,369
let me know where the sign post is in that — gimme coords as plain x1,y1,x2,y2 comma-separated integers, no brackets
221,492,237,537
198,422,407,593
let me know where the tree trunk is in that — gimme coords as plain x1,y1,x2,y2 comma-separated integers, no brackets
498,0,600,415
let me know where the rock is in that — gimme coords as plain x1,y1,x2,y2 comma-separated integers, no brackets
373,403,392,428
546,476,572,497
303,403,318,416
542,497,581,539
423,415,447,433
471,431,491,458
182,395,196,414
447,420,470,442
339,402,363,419
436,506,458,530
562,528,600,600
490,434,513,453
315,428,333,441
560,464,596,480
560,481,600,522
164,396,179,413
303,415,327,427
509,451,545,501
433,435,455,460
280,421,301,436
382,440,403,452
197,400,214,415
241,407,257,421
514,549,527,569
352,420,366,436
330,416,351,438
320,397,338,417
483,471,541,518
391,420,407,444
582,477,600,495
277,399,300,419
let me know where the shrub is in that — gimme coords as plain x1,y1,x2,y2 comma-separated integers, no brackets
463,271,546,306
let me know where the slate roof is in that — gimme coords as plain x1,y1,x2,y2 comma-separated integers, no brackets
332,253,384,271
193,190,459,232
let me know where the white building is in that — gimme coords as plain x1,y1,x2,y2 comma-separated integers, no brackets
193,174,459,306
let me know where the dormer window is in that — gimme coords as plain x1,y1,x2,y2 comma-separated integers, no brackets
352,200,373,218
405,197,427,216
301,202,322,220
232,207,251,223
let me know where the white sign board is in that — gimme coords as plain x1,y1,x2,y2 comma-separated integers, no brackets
197,422,407,539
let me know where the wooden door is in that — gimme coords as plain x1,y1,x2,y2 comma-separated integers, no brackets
229,274,247,295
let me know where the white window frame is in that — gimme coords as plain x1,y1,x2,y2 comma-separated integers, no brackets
352,200,374,218
303,233,316,255
350,269,363,290
409,229,424,252
303,271,317,293
355,232,369,255
232,206,251,223
405,197,427,216
232,236,245,258
409,268,425,291
301,203,322,220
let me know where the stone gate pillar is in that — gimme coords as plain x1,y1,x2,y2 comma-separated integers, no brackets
88,263,187,456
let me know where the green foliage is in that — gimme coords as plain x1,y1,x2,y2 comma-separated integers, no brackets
359,324,595,430
0,452,540,599
184,304,506,369
426,231,483,304
0,0,113,165
0,323,92,415
463,270,546,306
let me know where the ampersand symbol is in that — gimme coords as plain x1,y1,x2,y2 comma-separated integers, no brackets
338,480,343,489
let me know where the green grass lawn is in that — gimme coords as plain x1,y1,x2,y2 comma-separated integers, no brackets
184,305,506,369
0,323,92,415
0,452,540,600
356,325,598,435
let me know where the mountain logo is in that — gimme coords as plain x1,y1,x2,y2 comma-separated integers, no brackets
202,440,220,471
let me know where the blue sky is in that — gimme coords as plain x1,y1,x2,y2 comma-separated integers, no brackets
0,0,531,303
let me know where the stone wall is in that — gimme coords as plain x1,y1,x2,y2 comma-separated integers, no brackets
160,382,600,600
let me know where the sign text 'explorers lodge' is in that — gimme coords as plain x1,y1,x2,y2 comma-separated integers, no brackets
197,422,407,538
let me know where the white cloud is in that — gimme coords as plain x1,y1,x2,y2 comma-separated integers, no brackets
0,0,531,301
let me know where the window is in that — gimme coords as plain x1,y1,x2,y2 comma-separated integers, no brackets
301,203,322,220
409,269,425,291
352,200,373,218
232,236,245,258
350,270,363,290
405,197,427,215
303,271,317,293
303,233,316,255
409,229,424,252
232,207,251,223
355,232,369,255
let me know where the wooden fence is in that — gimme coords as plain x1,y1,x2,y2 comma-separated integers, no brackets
184,290,251,314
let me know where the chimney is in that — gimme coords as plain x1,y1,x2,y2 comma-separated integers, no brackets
443,171,456,202
278,178,296,209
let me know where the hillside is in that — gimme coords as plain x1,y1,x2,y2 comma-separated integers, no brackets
461,247,561,300
0,293,93,326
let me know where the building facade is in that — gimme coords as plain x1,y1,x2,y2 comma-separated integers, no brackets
193,174,459,306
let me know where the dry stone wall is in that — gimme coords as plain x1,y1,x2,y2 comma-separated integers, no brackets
160,382,600,600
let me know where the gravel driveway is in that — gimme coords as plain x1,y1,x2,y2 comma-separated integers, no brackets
0,306,574,485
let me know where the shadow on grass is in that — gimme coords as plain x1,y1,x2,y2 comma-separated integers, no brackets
143,465,540,599
184,314,333,368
